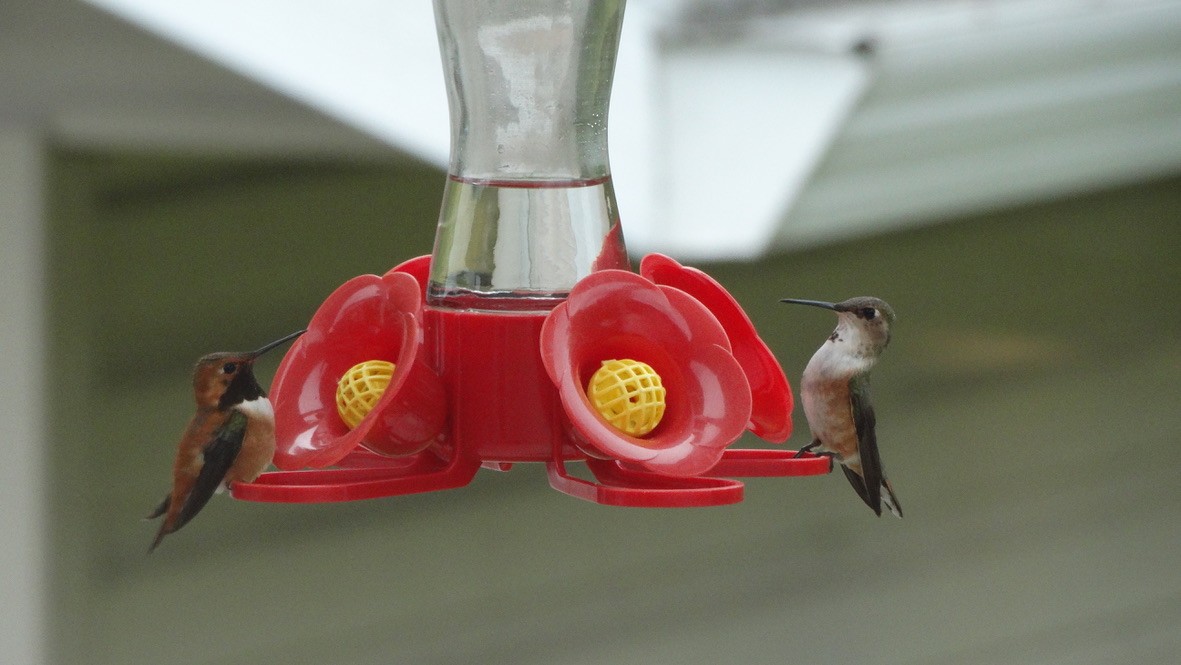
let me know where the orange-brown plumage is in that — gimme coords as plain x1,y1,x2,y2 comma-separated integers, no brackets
147,330,302,552
157,411,229,537
799,371,861,469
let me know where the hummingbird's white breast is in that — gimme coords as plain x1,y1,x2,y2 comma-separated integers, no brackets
808,320,879,381
225,396,277,487
233,396,275,423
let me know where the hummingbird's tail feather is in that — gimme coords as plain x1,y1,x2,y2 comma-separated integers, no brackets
839,465,881,517
881,480,903,519
148,518,174,553
144,494,170,521
840,464,903,518
146,495,178,552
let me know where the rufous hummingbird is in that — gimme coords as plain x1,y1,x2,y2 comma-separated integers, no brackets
781,297,903,518
146,329,305,551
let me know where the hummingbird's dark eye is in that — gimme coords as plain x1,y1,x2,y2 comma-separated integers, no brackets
222,362,237,374
861,308,877,320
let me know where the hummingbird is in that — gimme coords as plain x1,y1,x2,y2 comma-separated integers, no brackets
146,329,305,551
781,297,902,518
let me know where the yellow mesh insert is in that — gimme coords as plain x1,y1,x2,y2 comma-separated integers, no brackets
336,360,396,429
586,359,666,437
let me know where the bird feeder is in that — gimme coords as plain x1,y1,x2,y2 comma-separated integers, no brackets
232,0,830,508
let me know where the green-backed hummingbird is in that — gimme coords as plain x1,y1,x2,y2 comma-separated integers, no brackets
781,297,902,518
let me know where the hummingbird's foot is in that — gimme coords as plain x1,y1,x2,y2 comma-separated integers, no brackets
792,439,823,459
793,442,837,472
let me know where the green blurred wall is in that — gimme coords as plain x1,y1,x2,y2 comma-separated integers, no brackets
46,150,1181,664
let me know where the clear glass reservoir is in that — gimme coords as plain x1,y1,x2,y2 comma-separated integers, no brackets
429,0,630,311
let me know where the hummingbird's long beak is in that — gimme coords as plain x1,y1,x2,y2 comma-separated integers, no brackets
249,329,307,358
780,298,837,310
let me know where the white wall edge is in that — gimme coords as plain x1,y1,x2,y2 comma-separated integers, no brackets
0,126,48,664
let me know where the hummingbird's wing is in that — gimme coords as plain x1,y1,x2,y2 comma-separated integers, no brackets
849,375,884,515
173,409,247,532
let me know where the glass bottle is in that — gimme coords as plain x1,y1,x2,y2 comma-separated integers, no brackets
429,0,630,312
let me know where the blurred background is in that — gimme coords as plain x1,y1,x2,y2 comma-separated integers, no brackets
3,0,1180,663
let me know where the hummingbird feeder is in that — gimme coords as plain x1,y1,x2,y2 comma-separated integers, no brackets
232,0,830,508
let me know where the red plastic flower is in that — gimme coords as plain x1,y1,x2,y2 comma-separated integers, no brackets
269,268,446,470
640,253,793,442
540,269,753,477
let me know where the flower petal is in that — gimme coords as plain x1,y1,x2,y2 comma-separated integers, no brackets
271,271,444,469
541,269,751,476
640,253,793,442
386,254,431,297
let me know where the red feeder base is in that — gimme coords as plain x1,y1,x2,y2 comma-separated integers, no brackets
232,257,831,508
